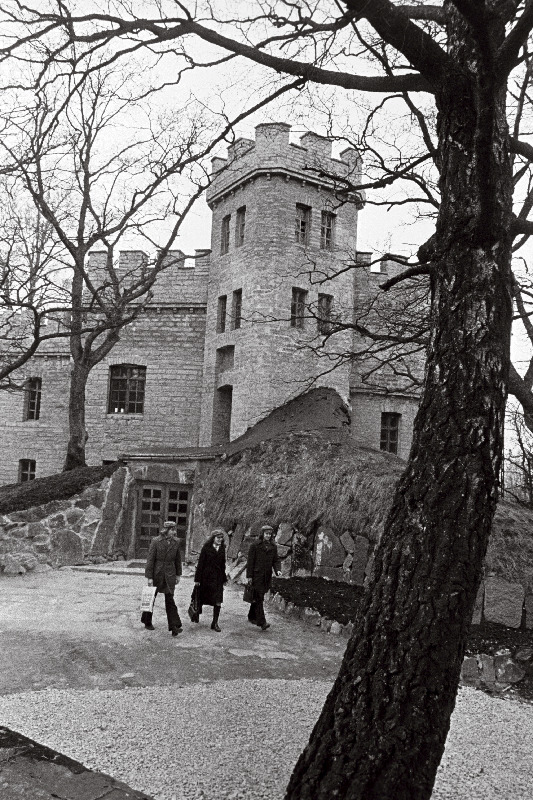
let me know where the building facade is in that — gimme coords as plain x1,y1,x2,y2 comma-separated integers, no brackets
0,123,423,554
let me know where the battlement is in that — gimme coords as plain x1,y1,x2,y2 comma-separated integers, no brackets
207,122,362,207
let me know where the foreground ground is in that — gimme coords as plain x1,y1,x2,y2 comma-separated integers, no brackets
0,567,532,799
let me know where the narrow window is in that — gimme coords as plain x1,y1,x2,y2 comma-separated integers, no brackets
291,287,308,329
24,377,42,420
380,412,401,454
235,206,246,247
295,204,311,245
217,295,227,333
221,214,231,254
320,211,336,250
19,459,36,482
108,365,146,414
232,289,242,330
317,293,333,335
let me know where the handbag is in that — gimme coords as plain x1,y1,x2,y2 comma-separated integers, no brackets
140,585,157,613
243,584,254,603
188,585,201,623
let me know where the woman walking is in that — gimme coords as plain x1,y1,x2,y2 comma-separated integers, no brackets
194,529,227,631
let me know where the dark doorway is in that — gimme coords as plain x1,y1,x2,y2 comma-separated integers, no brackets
136,483,191,557
212,385,233,445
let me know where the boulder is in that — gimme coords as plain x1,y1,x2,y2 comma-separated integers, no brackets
330,621,343,636
320,618,332,633
515,647,533,662
276,545,290,558
227,527,245,560
17,552,39,571
2,554,26,575
303,607,321,625
280,555,292,577
49,528,84,566
494,654,526,684
314,528,345,568
340,532,355,553
484,577,525,628
478,653,496,686
343,554,353,572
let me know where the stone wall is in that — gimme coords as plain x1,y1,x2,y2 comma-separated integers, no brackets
0,467,130,574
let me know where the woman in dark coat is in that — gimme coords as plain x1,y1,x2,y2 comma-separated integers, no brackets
194,529,227,631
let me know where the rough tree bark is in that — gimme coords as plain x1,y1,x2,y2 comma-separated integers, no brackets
286,8,513,800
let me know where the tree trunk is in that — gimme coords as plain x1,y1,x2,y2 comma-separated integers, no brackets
63,359,90,471
286,11,513,800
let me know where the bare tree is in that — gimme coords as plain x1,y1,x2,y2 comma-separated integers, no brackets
3,2,533,798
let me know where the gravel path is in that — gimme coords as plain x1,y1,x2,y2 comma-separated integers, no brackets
0,680,531,799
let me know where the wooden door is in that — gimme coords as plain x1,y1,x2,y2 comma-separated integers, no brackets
136,483,191,558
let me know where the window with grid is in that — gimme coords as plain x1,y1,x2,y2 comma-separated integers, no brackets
107,365,146,414
380,412,401,454
317,293,333,335
232,289,242,329
295,204,311,244
235,206,246,247
221,214,231,254
217,295,227,333
291,287,308,329
320,211,336,250
19,459,36,482
24,377,42,420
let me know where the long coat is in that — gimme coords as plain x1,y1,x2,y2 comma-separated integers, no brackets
246,540,281,595
145,535,182,593
194,542,226,606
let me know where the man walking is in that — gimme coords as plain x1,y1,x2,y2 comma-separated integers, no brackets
246,524,281,631
142,521,183,636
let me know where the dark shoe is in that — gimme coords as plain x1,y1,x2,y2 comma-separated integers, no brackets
171,627,183,636
144,624,155,631
260,623,270,631
211,623,221,632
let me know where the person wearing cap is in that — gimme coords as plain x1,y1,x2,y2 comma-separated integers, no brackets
194,529,227,632
245,524,281,631
142,521,183,635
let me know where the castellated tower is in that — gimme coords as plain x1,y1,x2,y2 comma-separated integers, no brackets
199,122,363,445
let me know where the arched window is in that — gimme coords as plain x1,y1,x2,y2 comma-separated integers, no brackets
107,365,146,414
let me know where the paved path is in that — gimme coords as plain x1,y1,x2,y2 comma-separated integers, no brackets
0,567,345,695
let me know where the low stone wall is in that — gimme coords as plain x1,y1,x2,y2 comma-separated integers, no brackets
0,468,130,575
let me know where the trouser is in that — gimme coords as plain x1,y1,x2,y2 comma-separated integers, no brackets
248,591,266,627
141,590,181,630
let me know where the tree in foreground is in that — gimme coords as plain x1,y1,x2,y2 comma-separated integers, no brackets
2,2,533,797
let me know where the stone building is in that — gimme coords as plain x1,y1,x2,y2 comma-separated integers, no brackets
0,122,423,557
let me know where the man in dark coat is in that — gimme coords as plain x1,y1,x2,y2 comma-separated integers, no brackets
142,521,183,635
246,524,281,631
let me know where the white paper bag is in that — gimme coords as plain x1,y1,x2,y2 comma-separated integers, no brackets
140,585,157,613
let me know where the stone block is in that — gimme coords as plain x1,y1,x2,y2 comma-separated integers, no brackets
276,523,293,546
293,568,312,578
478,653,496,686
277,544,290,558
18,552,39,571
303,607,321,625
343,554,353,571
341,622,354,638
460,656,480,686
314,528,345,568
280,555,292,577
315,566,345,582
351,535,370,586
65,507,85,526
320,617,332,632
49,528,83,566
340,532,355,553
227,527,244,560
48,513,67,530
515,647,533,662
471,582,484,625
27,521,48,539
484,577,525,628
330,621,343,635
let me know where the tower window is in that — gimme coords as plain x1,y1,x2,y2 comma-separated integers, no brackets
295,204,311,245
235,207,246,247
108,365,146,414
221,214,231,254
217,295,227,333
232,289,242,330
320,211,336,250
291,287,308,329
19,459,36,482
24,377,42,420
380,412,401,454
317,293,333,335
